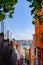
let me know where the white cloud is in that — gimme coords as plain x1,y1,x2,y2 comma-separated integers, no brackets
26,29,31,32
12,29,33,40
20,33,24,36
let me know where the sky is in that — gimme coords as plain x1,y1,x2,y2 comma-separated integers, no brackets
0,0,34,40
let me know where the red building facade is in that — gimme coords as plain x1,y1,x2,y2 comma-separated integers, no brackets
33,7,43,65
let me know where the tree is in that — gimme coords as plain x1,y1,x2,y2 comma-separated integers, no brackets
27,0,43,24
0,0,17,22
23,47,27,50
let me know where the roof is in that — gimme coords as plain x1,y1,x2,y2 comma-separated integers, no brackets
12,42,20,46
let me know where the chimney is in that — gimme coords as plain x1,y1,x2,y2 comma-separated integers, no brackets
7,31,9,39
10,33,12,40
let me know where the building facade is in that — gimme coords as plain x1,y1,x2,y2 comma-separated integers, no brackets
29,44,34,65
33,6,43,65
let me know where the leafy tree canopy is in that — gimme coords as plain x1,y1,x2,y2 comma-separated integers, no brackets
23,47,27,50
0,0,17,22
27,0,43,24
27,0,42,15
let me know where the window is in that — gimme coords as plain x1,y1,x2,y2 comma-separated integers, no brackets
42,49,43,60
36,35,38,42
40,33,43,42
34,48,36,55
37,49,40,59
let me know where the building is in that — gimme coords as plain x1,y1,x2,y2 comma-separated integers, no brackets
4,39,9,48
33,6,43,65
0,33,4,48
12,41,20,53
29,44,34,65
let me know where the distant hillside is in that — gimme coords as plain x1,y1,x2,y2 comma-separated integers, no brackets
15,40,32,46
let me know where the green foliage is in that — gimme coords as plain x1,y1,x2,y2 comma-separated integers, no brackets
23,47,27,50
27,0,42,12
0,13,5,21
31,8,35,15
32,21,34,24
27,0,43,24
0,0,17,22
38,15,43,24
27,0,32,2
33,15,38,19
